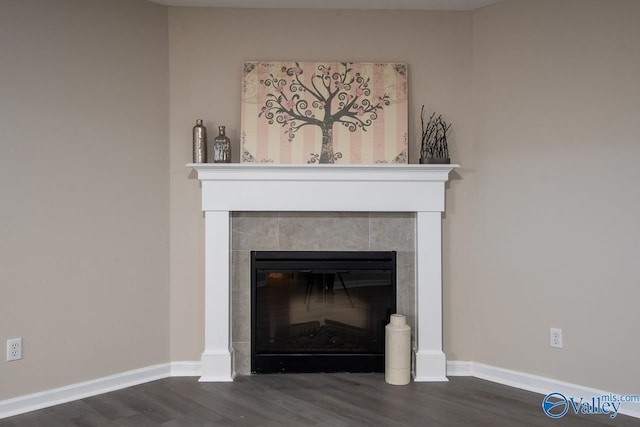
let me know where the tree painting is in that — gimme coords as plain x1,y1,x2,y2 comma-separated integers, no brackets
241,61,408,164
259,62,389,164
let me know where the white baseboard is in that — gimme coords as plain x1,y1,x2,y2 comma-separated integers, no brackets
447,361,640,419
0,363,171,420
170,361,202,377
445,360,473,376
2,360,638,420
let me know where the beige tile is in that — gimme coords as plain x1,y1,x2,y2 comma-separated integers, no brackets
278,212,369,250
369,212,415,251
232,212,279,250
232,251,251,342
396,251,416,347
230,212,419,372
232,341,251,376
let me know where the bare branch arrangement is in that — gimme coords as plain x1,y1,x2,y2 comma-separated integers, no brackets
420,105,452,162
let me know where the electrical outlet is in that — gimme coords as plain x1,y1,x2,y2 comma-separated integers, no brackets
550,328,563,349
7,338,22,361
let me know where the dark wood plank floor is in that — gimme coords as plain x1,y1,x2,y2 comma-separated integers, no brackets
1,375,639,426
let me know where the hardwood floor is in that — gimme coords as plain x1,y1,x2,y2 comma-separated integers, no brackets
1,375,638,426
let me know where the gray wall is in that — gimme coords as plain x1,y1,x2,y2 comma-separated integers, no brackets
470,0,640,394
0,0,170,400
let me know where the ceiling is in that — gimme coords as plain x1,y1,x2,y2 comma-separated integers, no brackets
147,0,502,11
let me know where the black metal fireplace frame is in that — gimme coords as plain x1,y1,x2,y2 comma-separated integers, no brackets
250,250,397,374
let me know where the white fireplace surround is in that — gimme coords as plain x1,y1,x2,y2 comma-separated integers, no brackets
189,163,457,382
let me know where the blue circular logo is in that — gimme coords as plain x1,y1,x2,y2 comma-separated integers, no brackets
543,392,569,418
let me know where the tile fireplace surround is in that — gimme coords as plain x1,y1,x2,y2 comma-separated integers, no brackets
189,163,457,382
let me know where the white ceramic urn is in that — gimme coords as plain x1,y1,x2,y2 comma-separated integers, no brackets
385,313,411,385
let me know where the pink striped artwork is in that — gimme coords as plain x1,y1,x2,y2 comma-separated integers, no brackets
241,61,408,164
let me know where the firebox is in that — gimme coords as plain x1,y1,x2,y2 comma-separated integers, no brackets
251,251,396,373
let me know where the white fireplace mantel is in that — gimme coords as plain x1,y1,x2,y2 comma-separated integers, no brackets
188,163,458,382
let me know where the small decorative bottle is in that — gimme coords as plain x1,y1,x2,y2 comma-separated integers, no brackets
385,314,411,385
192,119,207,163
209,125,231,163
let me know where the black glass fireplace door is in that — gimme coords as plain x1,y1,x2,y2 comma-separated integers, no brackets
251,251,396,373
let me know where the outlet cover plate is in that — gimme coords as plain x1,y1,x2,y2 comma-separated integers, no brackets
7,338,22,361
550,328,563,349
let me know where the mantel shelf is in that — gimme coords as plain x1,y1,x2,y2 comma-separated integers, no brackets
188,163,459,182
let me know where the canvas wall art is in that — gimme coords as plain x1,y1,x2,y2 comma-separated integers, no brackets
241,61,408,164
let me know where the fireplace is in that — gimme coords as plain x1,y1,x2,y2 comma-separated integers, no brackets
189,163,457,382
251,251,396,373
